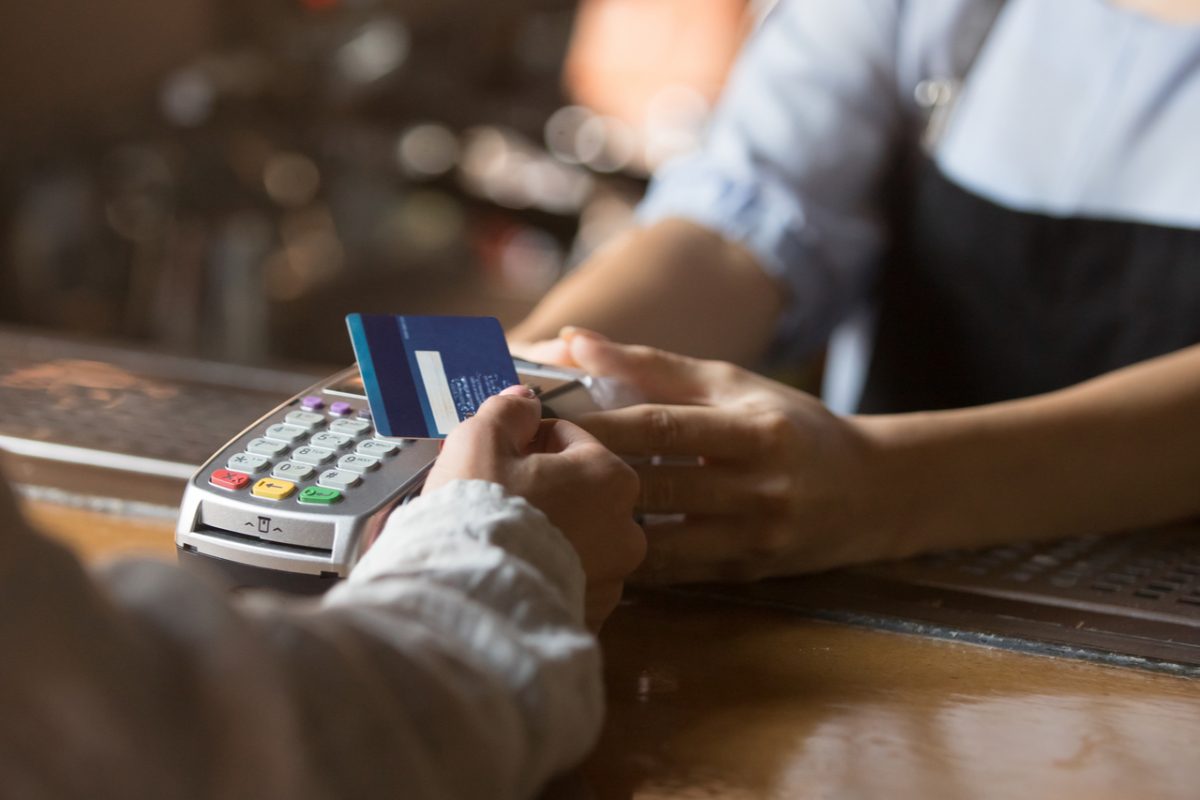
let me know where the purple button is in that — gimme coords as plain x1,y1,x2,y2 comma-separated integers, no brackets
301,395,324,410
330,401,353,416
357,407,372,419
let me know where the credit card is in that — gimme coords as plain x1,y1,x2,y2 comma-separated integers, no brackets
346,314,519,439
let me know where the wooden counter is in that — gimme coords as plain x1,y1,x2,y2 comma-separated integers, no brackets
583,593,1200,799
29,500,1200,800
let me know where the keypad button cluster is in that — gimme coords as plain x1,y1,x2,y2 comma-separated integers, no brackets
209,397,405,506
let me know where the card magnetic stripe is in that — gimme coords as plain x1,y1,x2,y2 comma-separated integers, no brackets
347,313,425,438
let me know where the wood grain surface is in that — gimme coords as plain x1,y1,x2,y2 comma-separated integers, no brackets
27,500,1200,800
578,592,1200,800
22,500,177,563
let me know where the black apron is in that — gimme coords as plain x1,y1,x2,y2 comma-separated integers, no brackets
857,156,1200,413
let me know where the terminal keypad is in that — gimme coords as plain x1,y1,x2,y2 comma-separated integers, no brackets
209,396,406,507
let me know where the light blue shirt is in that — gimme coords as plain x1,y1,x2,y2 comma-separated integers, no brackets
636,0,1200,410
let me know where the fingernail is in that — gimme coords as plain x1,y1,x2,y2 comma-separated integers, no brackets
560,326,609,343
500,384,537,398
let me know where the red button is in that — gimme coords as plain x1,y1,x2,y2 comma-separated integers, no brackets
210,469,251,490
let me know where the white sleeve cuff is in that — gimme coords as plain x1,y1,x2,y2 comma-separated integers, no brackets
340,479,587,625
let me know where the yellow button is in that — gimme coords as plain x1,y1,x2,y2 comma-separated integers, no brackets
251,477,296,500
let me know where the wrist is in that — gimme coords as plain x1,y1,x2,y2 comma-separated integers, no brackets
853,401,1067,561
849,412,953,562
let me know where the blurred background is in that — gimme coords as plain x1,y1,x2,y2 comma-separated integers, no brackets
0,0,770,368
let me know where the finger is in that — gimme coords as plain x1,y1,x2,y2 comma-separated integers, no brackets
530,422,644,514
558,325,608,342
508,337,577,367
633,517,765,585
576,404,754,459
566,333,740,405
635,463,767,514
457,386,542,454
531,417,601,455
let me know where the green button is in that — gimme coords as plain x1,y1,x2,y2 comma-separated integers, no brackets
298,486,342,505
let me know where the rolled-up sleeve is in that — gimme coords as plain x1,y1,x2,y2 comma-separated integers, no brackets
637,0,904,357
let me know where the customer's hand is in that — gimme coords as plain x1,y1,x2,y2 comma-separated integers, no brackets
425,385,645,628
564,332,890,584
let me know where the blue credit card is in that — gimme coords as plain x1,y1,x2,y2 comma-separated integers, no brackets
346,314,519,439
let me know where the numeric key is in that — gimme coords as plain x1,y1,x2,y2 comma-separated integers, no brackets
356,439,399,458
337,454,380,473
285,410,326,430
247,437,289,458
330,418,372,437
310,431,354,450
264,423,307,444
273,461,316,481
291,446,335,466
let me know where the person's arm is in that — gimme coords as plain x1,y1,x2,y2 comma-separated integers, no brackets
860,342,1200,559
560,331,1200,583
511,1,906,365
0,389,643,798
511,218,783,364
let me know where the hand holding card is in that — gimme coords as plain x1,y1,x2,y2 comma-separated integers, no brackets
347,314,520,439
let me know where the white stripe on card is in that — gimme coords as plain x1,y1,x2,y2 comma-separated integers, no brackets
415,350,460,435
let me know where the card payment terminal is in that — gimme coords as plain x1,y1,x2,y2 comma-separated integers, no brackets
175,359,613,594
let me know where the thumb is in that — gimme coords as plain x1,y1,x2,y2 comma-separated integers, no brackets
565,330,722,405
460,385,542,454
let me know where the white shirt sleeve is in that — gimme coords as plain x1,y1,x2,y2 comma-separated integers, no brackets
0,479,601,800
637,0,906,358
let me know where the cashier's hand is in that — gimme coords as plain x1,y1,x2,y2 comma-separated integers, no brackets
508,337,576,367
424,385,645,629
564,332,885,585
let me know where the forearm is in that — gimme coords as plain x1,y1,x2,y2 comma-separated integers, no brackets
510,218,785,365
0,481,601,799
859,345,1200,557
